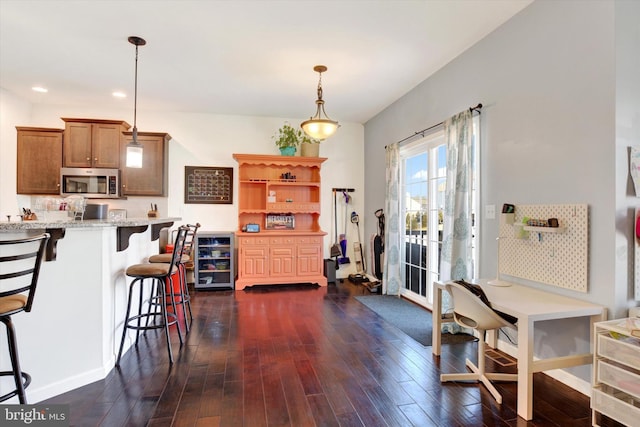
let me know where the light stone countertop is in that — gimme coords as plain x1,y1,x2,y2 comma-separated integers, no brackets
0,217,181,259
0,217,181,231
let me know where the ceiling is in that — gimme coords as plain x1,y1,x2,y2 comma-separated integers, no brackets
0,0,532,124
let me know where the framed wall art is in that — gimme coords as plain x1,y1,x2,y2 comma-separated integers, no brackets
185,166,233,204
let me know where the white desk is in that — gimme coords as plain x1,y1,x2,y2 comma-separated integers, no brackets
432,279,606,421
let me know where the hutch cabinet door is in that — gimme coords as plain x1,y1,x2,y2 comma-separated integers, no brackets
269,246,295,277
240,246,268,278
296,237,323,276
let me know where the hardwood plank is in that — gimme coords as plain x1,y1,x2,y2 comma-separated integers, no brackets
398,402,439,427
306,393,340,427
278,359,316,427
219,380,243,427
294,358,323,395
261,369,290,426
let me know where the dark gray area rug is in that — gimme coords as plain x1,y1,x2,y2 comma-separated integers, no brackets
355,295,475,346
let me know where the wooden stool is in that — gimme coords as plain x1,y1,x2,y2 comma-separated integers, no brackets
0,233,49,403
116,226,189,366
148,223,200,333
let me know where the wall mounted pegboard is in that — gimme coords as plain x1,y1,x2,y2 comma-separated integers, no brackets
498,204,589,292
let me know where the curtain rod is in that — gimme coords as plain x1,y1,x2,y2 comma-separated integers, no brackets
390,103,482,146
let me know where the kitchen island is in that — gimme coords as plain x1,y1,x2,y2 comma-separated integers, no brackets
0,217,180,403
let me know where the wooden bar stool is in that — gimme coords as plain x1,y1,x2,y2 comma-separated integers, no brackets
0,233,49,403
148,223,200,333
116,226,189,366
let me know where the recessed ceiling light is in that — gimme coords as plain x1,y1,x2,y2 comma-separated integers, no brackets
112,91,127,98
32,86,48,93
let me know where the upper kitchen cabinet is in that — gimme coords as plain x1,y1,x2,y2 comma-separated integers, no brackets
62,118,130,168
16,127,64,195
120,131,170,196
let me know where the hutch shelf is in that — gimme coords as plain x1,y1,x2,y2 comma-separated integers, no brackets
233,153,327,290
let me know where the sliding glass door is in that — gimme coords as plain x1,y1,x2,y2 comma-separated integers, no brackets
399,132,446,306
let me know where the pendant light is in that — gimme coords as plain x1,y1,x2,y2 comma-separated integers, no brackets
125,36,146,168
301,65,339,140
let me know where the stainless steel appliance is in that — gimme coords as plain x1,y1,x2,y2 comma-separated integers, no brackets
84,203,109,220
60,168,120,198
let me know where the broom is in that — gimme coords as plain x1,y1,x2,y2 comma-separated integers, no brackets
330,189,341,258
338,191,351,264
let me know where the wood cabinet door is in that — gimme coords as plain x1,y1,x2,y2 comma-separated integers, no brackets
63,121,92,167
16,127,63,194
120,132,169,196
270,245,295,277
91,123,122,168
62,118,129,168
241,246,268,278
296,237,322,276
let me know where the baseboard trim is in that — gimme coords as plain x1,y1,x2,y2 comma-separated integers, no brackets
27,366,109,404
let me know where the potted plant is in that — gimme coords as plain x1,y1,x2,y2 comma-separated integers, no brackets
273,122,319,156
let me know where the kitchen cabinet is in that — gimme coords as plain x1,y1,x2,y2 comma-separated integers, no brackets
120,131,170,196
233,154,327,290
16,127,64,195
592,318,640,426
62,118,130,168
194,232,234,289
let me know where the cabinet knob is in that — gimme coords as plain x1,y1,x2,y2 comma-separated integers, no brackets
86,157,90,161
94,157,98,161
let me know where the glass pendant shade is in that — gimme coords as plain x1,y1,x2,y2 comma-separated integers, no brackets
301,117,339,140
126,140,143,168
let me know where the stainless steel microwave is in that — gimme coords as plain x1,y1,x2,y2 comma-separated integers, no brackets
60,168,120,198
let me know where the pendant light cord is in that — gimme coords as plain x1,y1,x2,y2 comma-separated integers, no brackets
133,43,139,142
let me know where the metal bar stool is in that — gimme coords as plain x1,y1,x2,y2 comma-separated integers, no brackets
116,226,189,366
148,223,200,333
0,233,49,403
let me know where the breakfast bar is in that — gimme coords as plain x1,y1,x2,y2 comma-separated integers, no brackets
0,217,180,403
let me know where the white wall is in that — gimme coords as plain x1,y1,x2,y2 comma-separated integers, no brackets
364,0,634,387
0,89,32,217
0,96,365,276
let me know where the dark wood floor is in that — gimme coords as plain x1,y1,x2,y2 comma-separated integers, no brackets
42,280,607,426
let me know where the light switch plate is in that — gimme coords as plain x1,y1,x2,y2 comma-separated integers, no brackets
485,204,496,219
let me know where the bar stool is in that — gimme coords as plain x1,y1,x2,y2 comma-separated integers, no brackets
0,233,49,403
148,223,200,333
116,226,189,366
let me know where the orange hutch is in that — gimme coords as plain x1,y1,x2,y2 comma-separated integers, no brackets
233,153,327,290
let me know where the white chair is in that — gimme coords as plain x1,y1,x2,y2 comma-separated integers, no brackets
440,281,517,404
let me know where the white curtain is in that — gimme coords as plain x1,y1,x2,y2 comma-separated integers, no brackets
440,110,474,331
382,142,401,295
